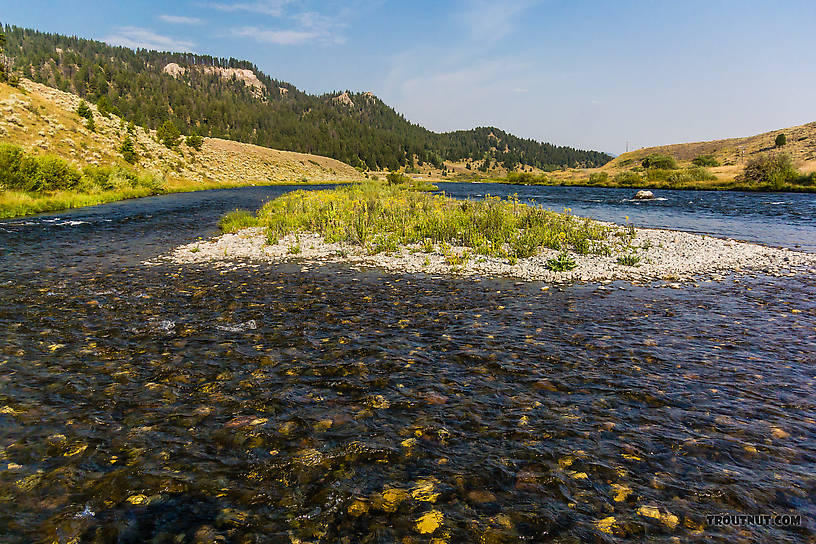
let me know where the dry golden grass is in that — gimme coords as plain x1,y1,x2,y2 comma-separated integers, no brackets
586,121,816,181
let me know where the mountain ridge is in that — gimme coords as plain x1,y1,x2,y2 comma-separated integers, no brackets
0,23,612,171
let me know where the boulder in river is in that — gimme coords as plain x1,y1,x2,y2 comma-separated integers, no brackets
634,190,654,200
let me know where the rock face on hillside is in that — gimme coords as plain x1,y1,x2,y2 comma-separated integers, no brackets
162,62,186,78
331,92,355,108
162,63,267,98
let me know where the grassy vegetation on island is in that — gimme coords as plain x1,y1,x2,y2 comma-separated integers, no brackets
221,181,617,264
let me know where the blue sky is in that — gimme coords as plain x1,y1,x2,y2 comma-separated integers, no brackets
1,0,815,154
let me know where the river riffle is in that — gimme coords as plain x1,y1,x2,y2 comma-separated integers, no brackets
0,184,814,543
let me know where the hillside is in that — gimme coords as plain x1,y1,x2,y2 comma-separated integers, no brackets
0,79,362,185
540,121,816,190
0,24,612,172
599,121,816,180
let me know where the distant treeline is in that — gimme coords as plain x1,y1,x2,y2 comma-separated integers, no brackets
0,24,612,171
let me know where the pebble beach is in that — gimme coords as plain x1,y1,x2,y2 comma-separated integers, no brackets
157,225,816,285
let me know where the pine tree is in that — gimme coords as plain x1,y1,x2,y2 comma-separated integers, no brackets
186,132,204,151
76,100,92,120
157,120,181,148
119,136,138,163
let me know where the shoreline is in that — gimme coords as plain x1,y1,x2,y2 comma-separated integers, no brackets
0,179,357,220
5,177,814,220
444,177,816,193
155,225,816,285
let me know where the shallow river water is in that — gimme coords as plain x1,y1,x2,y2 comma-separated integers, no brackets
1,184,815,543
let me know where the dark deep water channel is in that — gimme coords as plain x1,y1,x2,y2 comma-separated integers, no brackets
1,184,815,543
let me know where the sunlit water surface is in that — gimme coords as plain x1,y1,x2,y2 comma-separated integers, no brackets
0,184,814,543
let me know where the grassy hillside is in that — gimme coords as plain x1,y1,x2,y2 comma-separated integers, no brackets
602,122,816,179
0,79,362,182
0,24,611,172
0,78,363,217
539,122,816,191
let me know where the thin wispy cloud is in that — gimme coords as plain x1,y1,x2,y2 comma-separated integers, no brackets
226,6,349,45
230,26,320,45
103,26,195,52
460,0,540,40
158,14,204,25
201,0,293,16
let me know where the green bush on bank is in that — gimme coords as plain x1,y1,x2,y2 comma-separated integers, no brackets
587,172,609,185
506,171,549,185
641,153,678,170
692,154,719,167
742,153,799,189
644,166,717,186
612,171,643,186
0,143,164,194
386,171,411,184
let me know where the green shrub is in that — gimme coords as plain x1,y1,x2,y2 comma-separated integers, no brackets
134,170,164,191
0,143,163,194
507,171,549,184
76,100,92,120
665,166,717,185
617,253,641,266
641,153,677,170
0,143,24,189
742,153,799,189
0,145,81,192
545,252,577,271
386,171,410,184
79,166,113,191
612,171,642,186
156,120,181,148
96,96,112,117
186,132,204,151
775,133,786,147
645,168,671,182
86,117,95,132
684,166,717,181
588,171,609,184
692,154,719,167
219,209,258,232
795,172,816,186
34,155,81,190
119,136,138,164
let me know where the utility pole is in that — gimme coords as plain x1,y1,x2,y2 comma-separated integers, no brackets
626,140,629,153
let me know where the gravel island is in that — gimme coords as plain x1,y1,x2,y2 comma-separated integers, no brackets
157,226,816,285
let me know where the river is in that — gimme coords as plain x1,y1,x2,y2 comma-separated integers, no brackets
0,183,814,543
